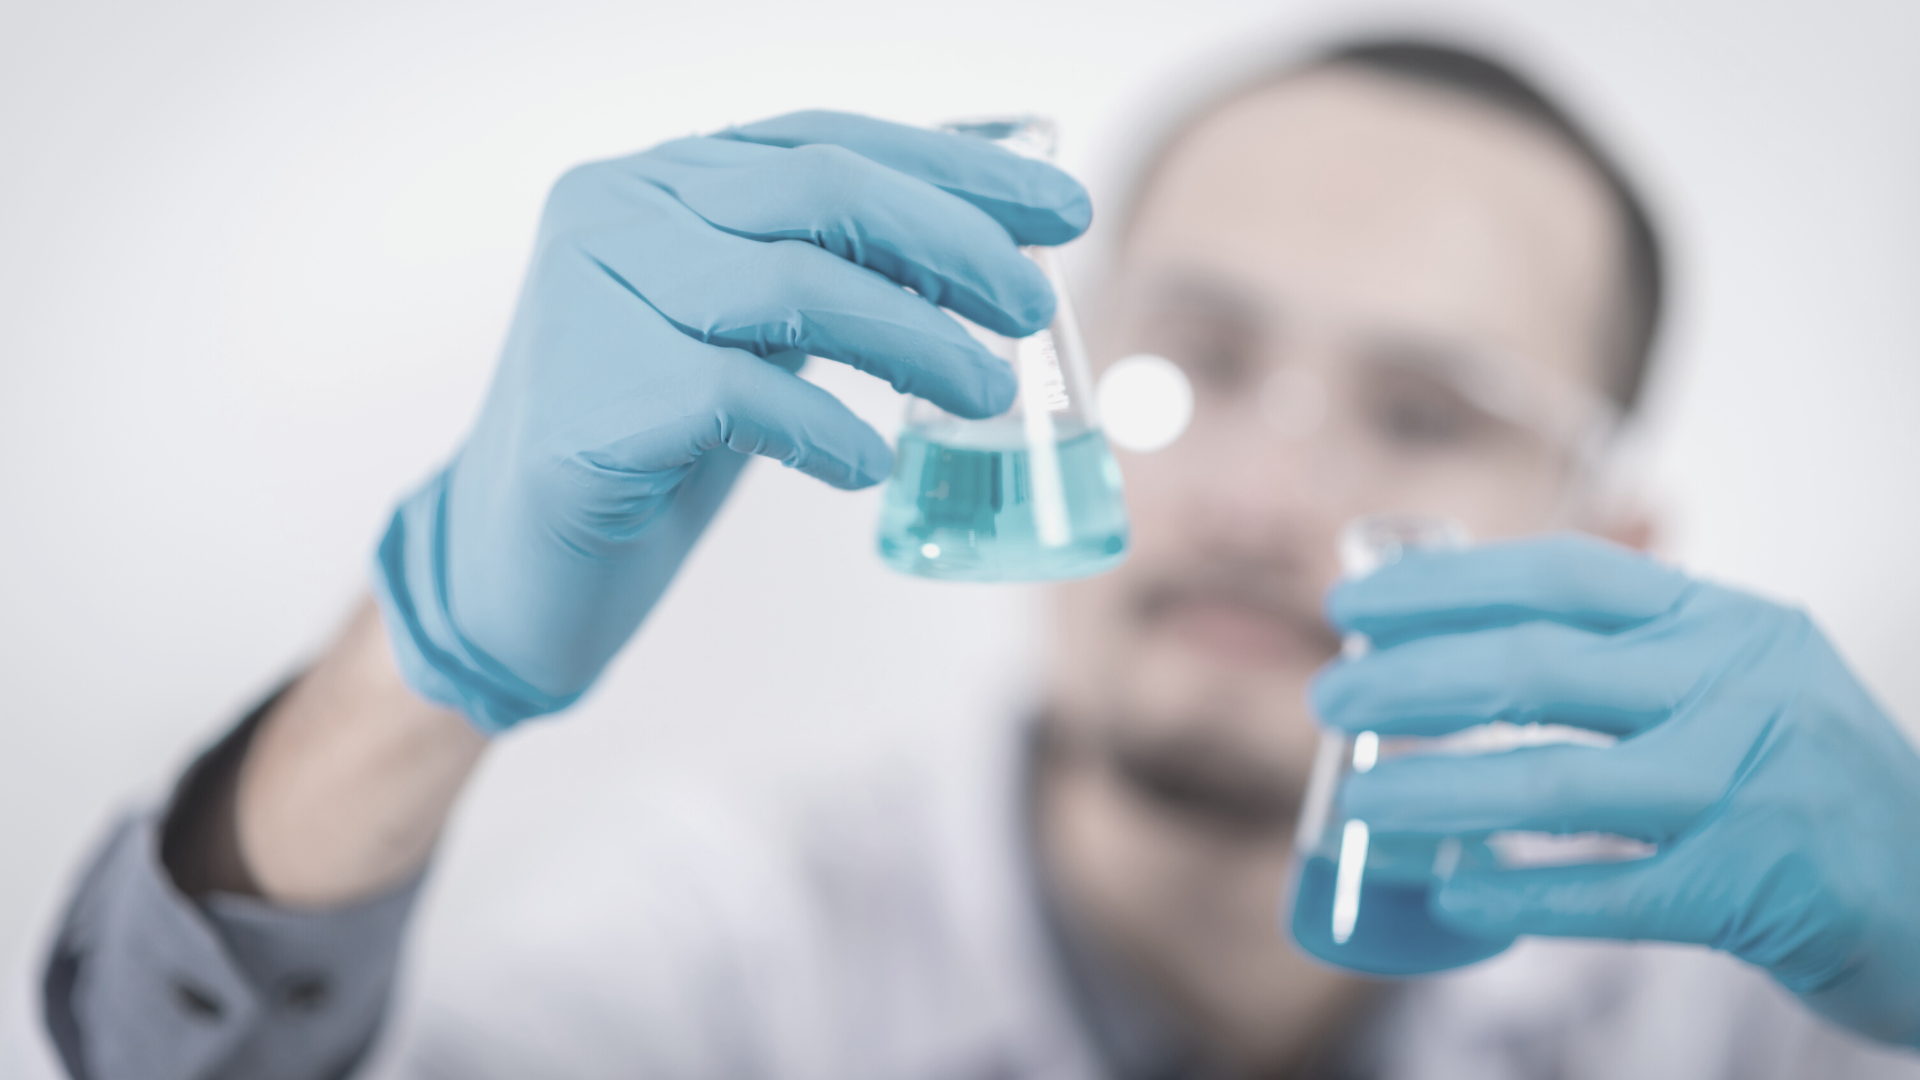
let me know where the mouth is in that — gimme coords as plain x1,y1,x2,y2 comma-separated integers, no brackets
1105,729,1306,838
1132,581,1342,668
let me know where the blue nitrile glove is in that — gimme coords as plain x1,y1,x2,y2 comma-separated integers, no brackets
1312,534,1920,1048
372,110,1092,733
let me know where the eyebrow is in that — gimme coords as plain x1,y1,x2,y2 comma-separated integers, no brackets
1135,269,1270,332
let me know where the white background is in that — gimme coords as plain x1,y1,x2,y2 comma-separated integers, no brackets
3,0,1917,1071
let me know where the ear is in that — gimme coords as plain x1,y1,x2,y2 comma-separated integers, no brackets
1570,422,1663,554
1581,500,1658,553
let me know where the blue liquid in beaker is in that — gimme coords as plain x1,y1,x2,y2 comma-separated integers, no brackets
877,428,1128,581
1291,838,1514,976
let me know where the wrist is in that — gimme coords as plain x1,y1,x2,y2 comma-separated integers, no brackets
236,597,485,907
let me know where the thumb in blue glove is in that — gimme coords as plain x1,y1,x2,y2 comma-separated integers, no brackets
1313,533,1920,1048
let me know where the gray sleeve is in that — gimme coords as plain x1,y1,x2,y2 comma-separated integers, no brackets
44,792,423,1080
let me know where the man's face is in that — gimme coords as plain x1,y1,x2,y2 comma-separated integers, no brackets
1051,67,1625,812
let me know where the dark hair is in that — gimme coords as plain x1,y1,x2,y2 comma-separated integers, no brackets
1323,39,1664,413
1125,37,1666,414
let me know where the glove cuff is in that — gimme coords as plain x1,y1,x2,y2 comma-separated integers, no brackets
369,470,581,735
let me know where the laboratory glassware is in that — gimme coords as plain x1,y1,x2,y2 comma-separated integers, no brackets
875,117,1130,582
1289,514,1520,975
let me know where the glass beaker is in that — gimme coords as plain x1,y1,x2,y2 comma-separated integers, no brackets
875,117,1130,582
1289,515,1519,975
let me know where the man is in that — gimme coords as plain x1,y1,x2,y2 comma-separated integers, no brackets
43,37,1920,1080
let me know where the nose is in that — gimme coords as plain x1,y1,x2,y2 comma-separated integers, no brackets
1177,388,1351,560
1258,366,1330,441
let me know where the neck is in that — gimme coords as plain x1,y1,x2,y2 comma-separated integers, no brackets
1030,726,1377,1077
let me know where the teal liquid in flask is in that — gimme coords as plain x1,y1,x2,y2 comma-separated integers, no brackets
1291,830,1513,976
876,117,1129,582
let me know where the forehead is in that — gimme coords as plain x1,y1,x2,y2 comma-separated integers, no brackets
1123,66,1622,387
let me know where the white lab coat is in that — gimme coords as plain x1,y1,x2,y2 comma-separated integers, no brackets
366,714,1920,1080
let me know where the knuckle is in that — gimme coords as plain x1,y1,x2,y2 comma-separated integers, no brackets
1774,606,1817,640
702,369,749,420
1308,667,1349,722
545,161,611,211
774,108,839,130
783,142,875,205
747,242,828,340
1663,765,1727,826
760,239,827,288
1608,722,1723,831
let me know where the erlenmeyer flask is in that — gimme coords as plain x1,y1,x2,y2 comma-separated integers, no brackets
875,116,1130,582
1290,514,1517,975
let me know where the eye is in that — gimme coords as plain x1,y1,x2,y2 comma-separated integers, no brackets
1359,368,1498,451
1134,314,1258,395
